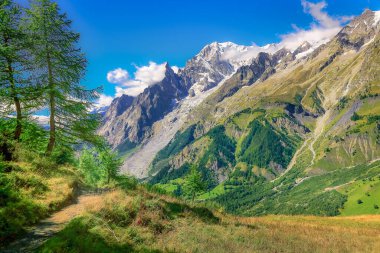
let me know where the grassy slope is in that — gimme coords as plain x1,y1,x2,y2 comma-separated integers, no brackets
0,161,81,245
339,177,380,216
148,33,380,217
36,188,380,253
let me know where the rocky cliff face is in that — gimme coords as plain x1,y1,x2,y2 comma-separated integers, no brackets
337,10,379,50
103,94,134,123
98,64,185,150
178,42,279,96
99,43,265,151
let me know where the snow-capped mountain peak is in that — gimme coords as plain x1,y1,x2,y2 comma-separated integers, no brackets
196,41,281,70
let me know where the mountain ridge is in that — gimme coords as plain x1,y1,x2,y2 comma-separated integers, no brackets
100,10,380,192
143,9,380,216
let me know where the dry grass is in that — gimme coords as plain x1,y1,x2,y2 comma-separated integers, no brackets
18,164,81,211
68,190,380,253
46,191,117,224
153,214,380,253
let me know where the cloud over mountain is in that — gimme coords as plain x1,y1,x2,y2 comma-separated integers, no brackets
280,0,353,50
109,62,166,97
94,62,167,108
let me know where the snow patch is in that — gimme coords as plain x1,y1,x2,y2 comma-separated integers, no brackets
219,42,280,68
295,47,314,59
373,11,380,26
198,41,280,70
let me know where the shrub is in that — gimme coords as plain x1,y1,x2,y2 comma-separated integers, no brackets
357,199,363,204
31,156,58,173
0,198,47,244
51,147,76,165
351,112,360,121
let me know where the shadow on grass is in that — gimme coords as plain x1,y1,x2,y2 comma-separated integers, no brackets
163,201,220,224
36,217,163,253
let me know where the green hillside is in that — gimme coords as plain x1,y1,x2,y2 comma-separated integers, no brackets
149,22,380,217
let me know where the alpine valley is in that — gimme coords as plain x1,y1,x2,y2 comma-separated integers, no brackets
99,9,380,216
4,1,380,252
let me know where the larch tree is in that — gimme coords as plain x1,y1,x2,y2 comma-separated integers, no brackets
184,164,205,202
99,148,122,184
0,0,37,141
25,0,101,156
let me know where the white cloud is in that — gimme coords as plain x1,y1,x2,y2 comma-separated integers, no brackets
280,0,353,50
115,85,147,97
94,93,114,108
108,61,167,97
133,61,167,87
31,115,50,126
107,68,129,84
93,62,167,109
302,0,339,28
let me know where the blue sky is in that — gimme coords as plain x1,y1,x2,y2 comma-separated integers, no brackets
16,0,380,106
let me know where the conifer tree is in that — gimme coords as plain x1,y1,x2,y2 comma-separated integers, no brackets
99,148,122,184
0,0,36,141
25,0,100,155
184,165,205,202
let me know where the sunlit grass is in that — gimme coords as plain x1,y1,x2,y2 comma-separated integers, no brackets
38,187,380,253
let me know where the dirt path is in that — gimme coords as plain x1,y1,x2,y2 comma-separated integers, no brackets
2,192,111,253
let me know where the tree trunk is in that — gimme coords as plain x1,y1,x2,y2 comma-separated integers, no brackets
13,95,22,140
45,50,55,156
46,95,55,155
4,36,22,141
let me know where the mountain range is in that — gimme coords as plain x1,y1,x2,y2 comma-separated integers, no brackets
99,9,380,216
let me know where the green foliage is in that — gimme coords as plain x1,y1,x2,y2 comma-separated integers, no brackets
336,97,349,110
24,0,101,155
78,148,105,186
149,162,191,185
0,166,49,244
114,175,138,192
150,125,196,175
99,148,122,184
31,155,58,172
204,125,236,168
184,165,206,201
351,112,360,121
1,0,103,160
339,177,380,215
155,125,196,163
78,147,122,186
0,0,40,142
51,146,76,165
0,118,49,162
197,125,236,189
217,161,380,216
150,125,235,190
237,117,298,171
37,191,220,253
